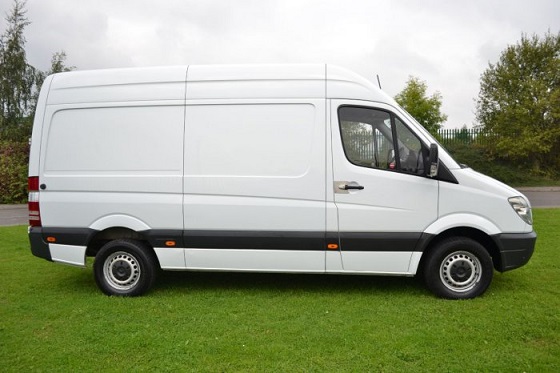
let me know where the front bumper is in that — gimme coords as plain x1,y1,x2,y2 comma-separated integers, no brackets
491,231,537,272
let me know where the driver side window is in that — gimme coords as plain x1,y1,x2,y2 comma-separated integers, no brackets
339,108,394,170
339,106,425,175
394,117,425,175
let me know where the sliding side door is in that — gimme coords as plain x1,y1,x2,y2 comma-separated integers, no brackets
183,100,327,272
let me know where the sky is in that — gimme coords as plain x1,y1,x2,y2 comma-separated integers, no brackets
2,0,559,128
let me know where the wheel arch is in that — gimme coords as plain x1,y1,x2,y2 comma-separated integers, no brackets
85,228,161,269
418,227,502,274
86,214,159,264
90,214,151,232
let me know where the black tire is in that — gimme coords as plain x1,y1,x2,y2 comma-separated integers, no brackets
93,239,158,296
423,237,493,299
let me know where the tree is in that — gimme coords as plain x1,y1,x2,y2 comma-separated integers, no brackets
394,76,448,136
32,50,75,112
476,32,560,174
48,50,75,74
0,0,37,140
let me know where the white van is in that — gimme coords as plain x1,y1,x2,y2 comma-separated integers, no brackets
28,64,536,299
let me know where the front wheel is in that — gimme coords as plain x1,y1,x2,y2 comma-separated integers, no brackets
94,239,158,296
423,237,493,299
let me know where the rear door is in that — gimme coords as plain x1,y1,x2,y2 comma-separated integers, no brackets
330,100,438,273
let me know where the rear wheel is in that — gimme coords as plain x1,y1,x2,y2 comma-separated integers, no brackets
423,237,493,299
93,239,157,296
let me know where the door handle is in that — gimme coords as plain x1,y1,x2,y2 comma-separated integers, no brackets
339,184,364,190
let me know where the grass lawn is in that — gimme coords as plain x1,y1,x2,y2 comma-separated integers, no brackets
1,210,558,372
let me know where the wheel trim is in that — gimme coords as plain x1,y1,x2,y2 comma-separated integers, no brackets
103,251,141,291
440,251,482,293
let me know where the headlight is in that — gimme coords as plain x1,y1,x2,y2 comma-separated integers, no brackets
508,196,533,225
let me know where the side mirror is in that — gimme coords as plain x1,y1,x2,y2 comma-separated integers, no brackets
428,143,439,178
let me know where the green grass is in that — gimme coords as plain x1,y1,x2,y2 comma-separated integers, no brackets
1,210,559,372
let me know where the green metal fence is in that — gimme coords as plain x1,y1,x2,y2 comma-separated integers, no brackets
437,128,493,146
341,127,495,150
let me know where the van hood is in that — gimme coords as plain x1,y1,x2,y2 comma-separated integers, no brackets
452,167,530,205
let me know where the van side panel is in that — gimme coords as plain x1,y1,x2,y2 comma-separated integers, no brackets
183,100,326,271
44,106,182,176
39,104,184,229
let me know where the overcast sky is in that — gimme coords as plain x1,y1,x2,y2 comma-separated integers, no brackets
3,0,559,128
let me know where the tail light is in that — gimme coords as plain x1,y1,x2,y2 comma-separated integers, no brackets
28,176,42,227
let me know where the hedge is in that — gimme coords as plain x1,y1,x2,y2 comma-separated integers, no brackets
0,141,29,204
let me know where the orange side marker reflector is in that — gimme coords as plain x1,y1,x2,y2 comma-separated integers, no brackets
327,243,338,250
165,241,176,247
46,236,56,243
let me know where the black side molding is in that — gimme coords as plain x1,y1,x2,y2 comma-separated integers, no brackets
40,227,97,246
29,227,438,254
184,230,326,251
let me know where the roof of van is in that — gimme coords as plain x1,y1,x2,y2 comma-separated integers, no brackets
45,64,396,105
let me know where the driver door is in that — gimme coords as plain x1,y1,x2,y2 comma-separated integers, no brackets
330,100,438,273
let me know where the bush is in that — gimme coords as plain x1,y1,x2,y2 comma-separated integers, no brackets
0,140,29,204
445,143,559,186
